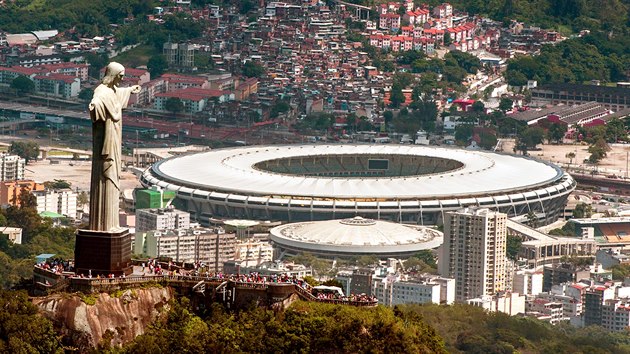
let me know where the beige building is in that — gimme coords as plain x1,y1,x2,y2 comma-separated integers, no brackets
440,208,509,302
135,207,190,233
234,239,274,267
32,189,77,218
134,227,236,272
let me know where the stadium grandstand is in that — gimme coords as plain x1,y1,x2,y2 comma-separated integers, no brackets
140,144,576,225
567,217,630,248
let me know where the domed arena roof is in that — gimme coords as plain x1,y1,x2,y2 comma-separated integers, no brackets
270,217,443,258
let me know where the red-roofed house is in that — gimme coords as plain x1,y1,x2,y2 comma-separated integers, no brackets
162,73,209,91
40,63,89,81
423,28,445,44
0,66,39,85
379,13,401,30
154,87,233,112
33,73,80,98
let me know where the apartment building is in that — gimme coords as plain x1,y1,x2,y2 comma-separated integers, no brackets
0,180,43,206
440,208,509,302
135,207,190,232
32,189,77,218
0,153,25,181
135,227,236,271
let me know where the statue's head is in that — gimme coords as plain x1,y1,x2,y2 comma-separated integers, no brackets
102,62,125,86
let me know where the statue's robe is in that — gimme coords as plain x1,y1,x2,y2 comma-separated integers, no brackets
88,84,134,232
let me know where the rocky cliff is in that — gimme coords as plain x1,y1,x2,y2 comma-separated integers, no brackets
33,287,173,350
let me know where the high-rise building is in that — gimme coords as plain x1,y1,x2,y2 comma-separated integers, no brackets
135,207,190,232
440,208,509,302
234,239,274,266
513,269,543,296
372,274,455,306
163,42,195,68
543,263,591,292
601,300,630,331
134,227,236,271
0,153,25,181
32,189,77,218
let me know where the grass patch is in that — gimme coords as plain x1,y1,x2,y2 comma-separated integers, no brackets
24,0,47,11
111,45,158,68
555,24,573,37
79,293,98,306
47,150,73,156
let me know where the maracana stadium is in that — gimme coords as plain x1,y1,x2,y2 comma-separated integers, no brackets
140,144,575,225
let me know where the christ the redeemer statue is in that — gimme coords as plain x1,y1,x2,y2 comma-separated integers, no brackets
88,62,141,232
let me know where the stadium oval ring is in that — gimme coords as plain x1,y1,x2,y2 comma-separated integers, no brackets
140,144,576,225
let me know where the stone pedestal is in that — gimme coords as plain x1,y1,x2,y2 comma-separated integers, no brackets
74,228,133,276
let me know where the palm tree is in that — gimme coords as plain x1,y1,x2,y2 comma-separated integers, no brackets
566,152,576,169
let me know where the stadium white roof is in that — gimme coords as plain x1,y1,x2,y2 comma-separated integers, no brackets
152,144,562,199
270,217,443,254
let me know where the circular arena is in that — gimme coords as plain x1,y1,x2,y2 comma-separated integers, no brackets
140,144,576,225
269,217,443,259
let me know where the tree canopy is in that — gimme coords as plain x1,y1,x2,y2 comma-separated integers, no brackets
11,76,34,94
242,61,265,78
9,141,39,164
165,97,184,114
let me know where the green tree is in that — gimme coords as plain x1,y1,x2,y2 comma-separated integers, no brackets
389,83,405,108
505,235,523,261
85,52,108,78
270,100,290,118
587,138,610,164
573,202,593,218
383,110,394,125
43,179,72,189
479,131,498,150
239,0,255,14
0,290,63,353
414,250,437,268
77,191,89,208
165,97,184,114
355,255,379,266
242,61,265,78
547,122,567,144
516,126,545,153
499,98,514,112
566,151,576,166
506,70,528,87
471,101,485,113
443,32,452,46
9,141,39,163
147,55,168,78
605,117,627,142
11,76,34,94
455,125,474,145
78,88,94,102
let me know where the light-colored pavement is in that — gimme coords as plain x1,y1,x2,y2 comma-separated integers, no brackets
25,159,140,192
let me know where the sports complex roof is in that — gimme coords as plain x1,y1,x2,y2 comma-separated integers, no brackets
270,216,443,256
150,144,563,200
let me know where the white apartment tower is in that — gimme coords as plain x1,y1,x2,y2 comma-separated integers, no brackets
32,189,77,218
136,207,190,232
0,153,25,181
440,208,509,302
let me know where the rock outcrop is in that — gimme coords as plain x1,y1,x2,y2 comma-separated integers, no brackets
33,287,172,350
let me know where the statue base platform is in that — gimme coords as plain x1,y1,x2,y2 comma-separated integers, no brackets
74,228,133,276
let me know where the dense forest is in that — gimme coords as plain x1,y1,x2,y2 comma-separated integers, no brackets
4,291,630,353
506,33,630,85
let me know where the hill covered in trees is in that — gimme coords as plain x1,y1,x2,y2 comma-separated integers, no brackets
4,291,630,353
